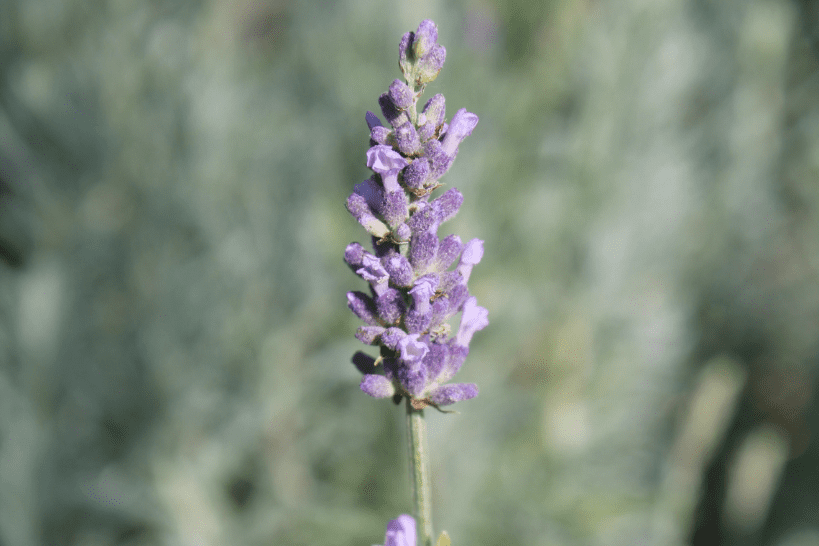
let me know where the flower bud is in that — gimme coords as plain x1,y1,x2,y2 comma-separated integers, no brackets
430,383,478,406
347,291,379,325
418,94,445,141
395,122,422,155
360,374,396,398
410,231,439,273
346,194,389,238
356,326,385,345
415,44,446,85
413,20,439,58
432,188,463,223
388,79,414,110
379,93,410,128
382,253,413,287
402,158,430,189
377,288,405,325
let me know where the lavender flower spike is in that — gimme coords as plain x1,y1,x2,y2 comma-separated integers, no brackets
344,20,486,410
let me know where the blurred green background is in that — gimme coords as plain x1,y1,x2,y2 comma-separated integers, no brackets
1,0,818,545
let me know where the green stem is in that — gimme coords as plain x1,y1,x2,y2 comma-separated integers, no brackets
406,398,433,546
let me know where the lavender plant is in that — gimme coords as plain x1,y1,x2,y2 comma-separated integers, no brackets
344,20,486,546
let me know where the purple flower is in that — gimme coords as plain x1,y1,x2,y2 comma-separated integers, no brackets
345,20,485,408
409,276,438,315
367,145,408,193
455,238,484,283
398,333,429,365
455,296,489,347
441,108,479,156
379,514,416,546
357,253,389,295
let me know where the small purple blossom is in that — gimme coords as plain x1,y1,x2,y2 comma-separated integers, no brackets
455,296,489,347
456,238,484,283
345,20,485,409
379,514,416,546
441,108,480,156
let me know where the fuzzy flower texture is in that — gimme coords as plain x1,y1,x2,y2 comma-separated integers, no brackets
346,20,487,409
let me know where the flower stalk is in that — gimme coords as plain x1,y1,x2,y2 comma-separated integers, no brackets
406,401,433,546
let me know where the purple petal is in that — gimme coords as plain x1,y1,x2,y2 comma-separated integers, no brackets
429,383,478,406
409,275,438,314
384,514,417,546
367,145,409,177
361,375,396,399
380,327,407,350
354,176,383,210
357,253,389,294
455,238,484,283
441,108,479,156
398,333,429,365
455,296,488,347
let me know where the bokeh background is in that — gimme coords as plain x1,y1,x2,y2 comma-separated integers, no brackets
1,0,818,545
